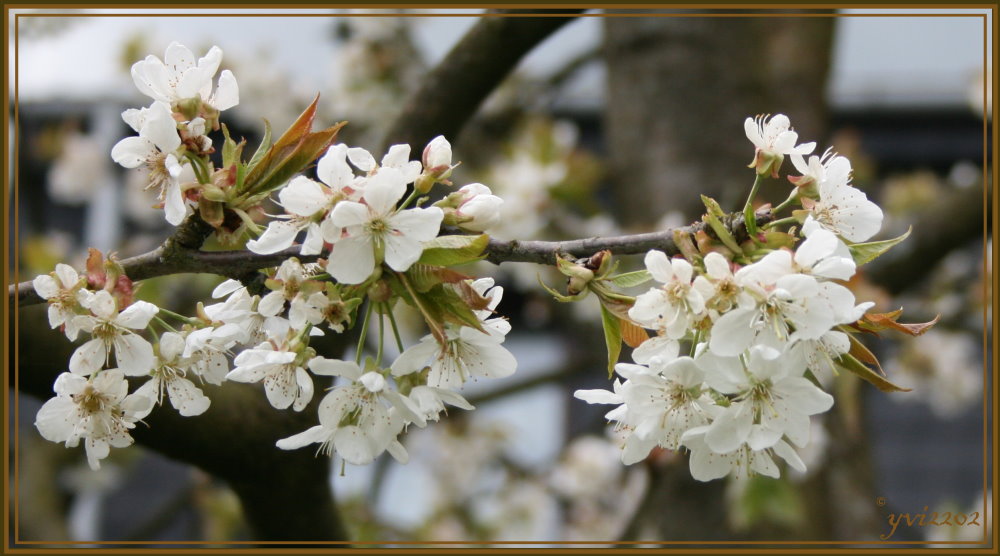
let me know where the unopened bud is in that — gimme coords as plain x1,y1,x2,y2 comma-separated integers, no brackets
453,183,502,232
557,255,595,295
201,183,227,202
586,250,613,277
367,279,392,303
422,135,452,171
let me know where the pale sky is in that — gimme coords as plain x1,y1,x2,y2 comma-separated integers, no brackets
10,9,993,108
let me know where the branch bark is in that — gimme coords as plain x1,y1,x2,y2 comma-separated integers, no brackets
866,181,991,295
10,212,770,309
380,9,585,153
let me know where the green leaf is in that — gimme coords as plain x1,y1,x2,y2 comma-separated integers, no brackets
246,119,273,175
743,201,758,239
700,195,744,254
848,226,911,266
597,295,634,321
235,161,247,191
599,304,622,378
420,284,486,333
609,269,652,289
407,264,471,293
836,353,911,393
221,124,238,168
417,234,489,267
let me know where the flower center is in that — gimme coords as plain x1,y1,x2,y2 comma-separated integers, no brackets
145,152,174,195
367,218,390,236
75,384,109,414
93,322,119,342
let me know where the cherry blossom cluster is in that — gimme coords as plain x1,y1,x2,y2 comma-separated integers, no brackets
575,114,914,481
32,43,513,470
110,42,240,226
29,44,926,484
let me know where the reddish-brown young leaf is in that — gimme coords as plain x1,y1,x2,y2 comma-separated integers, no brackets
853,309,940,337
848,333,885,376
620,318,649,348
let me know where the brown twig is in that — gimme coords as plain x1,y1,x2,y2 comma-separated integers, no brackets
10,213,769,309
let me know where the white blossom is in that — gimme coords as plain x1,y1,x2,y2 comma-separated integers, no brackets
35,370,153,470
69,291,158,377
326,167,443,284
708,252,836,356
681,426,805,482
130,42,238,111
744,113,815,177
247,176,339,255
391,324,517,389
32,264,87,340
182,324,243,384
575,355,716,464
111,102,189,225
226,340,314,411
699,346,833,454
629,251,705,340
133,332,210,417
806,160,884,243
278,360,417,465
422,135,453,175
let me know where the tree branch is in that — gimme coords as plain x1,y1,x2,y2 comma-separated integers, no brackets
866,182,990,295
380,9,586,153
10,212,771,309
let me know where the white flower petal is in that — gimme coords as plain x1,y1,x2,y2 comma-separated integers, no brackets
347,147,376,172
247,221,301,255
330,201,371,229
276,425,329,450
116,300,160,329
327,236,375,285
32,275,59,299
166,376,211,416
212,69,240,111
111,136,155,168
573,388,622,405
69,338,107,375
113,333,156,376
361,168,406,215
389,206,444,242
334,425,376,465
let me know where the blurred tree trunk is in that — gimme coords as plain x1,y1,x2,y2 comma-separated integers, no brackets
605,13,834,225
604,13,881,542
